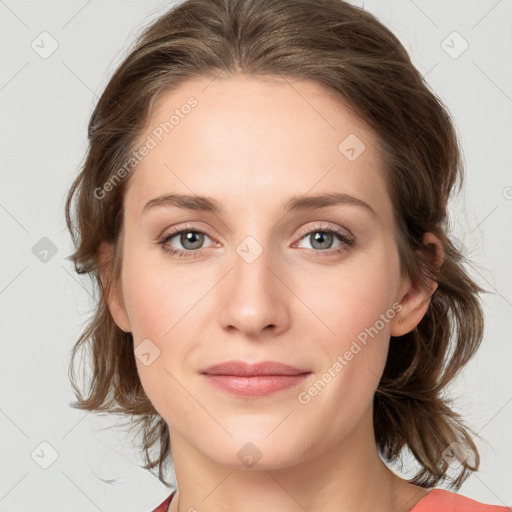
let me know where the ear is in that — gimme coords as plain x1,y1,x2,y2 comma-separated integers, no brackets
390,232,444,337
97,242,132,333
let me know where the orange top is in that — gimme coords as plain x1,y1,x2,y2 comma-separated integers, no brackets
151,488,511,512
409,488,511,512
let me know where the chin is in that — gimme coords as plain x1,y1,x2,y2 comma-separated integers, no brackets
200,430,309,470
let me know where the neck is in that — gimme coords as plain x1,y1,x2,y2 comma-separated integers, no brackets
167,405,427,512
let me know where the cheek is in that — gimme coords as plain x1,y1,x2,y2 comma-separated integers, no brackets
292,247,400,437
121,244,195,340
301,240,401,346
123,276,173,340
120,255,196,420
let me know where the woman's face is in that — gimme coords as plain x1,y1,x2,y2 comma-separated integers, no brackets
106,74,423,468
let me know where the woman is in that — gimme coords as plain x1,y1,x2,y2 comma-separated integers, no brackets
64,0,511,511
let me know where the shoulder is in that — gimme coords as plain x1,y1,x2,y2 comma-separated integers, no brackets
411,488,511,512
150,490,176,512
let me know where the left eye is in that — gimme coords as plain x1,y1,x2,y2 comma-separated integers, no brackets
296,227,353,251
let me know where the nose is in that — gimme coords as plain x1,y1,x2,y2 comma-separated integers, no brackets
217,239,291,339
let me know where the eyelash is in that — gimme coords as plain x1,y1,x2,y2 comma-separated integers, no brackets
157,224,355,259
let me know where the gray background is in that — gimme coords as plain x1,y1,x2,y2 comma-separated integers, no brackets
1,0,511,511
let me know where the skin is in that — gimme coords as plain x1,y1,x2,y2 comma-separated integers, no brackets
100,74,443,512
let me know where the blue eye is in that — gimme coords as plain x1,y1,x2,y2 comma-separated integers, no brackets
157,228,215,258
295,225,355,254
157,224,355,259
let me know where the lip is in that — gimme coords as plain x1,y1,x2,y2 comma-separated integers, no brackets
200,360,312,397
200,360,310,376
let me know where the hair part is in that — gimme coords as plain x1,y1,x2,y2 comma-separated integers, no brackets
65,0,486,489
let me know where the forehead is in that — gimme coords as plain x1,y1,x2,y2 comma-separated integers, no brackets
124,73,392,225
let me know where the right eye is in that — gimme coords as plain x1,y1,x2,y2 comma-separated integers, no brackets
158,227,216,258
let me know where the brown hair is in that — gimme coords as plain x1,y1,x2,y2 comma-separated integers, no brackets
65,0,487,489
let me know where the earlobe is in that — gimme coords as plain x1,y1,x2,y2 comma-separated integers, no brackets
97,242,132,333
390,232,444,337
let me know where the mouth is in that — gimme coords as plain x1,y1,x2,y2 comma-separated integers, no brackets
200,360,312,397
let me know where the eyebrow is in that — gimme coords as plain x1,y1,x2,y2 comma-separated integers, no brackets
141,192,376,217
